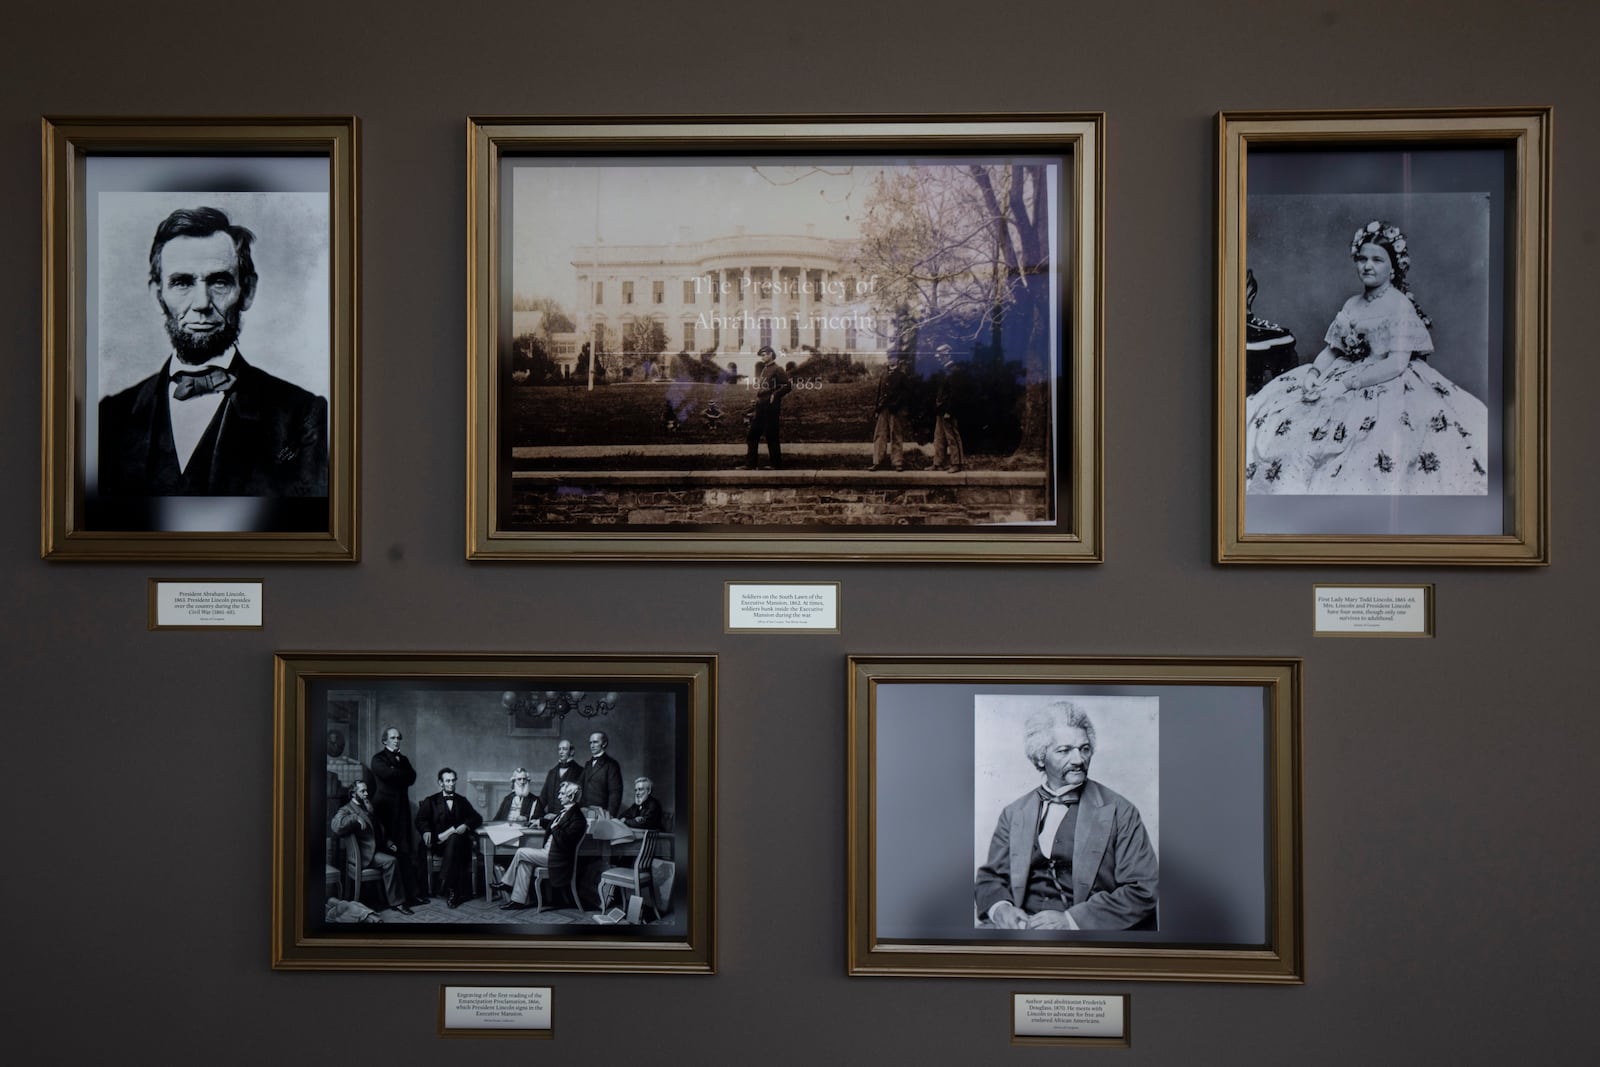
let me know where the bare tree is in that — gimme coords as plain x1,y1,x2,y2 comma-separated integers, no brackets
851,164,1052,373
516,297,575,345
850,164,1056,455
623,318,669,357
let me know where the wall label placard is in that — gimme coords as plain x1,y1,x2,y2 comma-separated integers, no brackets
438,985,553,1037
1012,993,1128,1045
725,581,841,633
1313,584,1433,637
148,579,264,630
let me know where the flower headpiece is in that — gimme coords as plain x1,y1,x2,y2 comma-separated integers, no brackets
1350,220,1412,279
1350,219,1430,326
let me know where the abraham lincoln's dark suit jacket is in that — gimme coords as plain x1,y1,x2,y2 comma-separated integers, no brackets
414,791,484,898
97,355,327,497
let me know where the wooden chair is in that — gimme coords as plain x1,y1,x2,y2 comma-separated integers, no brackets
426,842,483,899
532,829,588,913
657,811,674,860
325,836,342,896
339,836,386,903
597,829,660,921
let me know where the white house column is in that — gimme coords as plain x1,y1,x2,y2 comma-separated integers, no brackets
824,270,841,350
799,267,812,350
719,268,730,351
768,265,781,350
739,268,752,351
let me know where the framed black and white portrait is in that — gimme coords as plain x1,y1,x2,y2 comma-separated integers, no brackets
973,694,1159,935
271,652,717,973
467,115,1103,563
42,117,359,561
848,655,1303,983
1216,108,1551,565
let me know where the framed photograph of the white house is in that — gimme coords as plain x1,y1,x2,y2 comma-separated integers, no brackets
467,115,1102,562
1216,107,1550,565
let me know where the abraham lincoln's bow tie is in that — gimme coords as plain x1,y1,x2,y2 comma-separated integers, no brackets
171,367,235,400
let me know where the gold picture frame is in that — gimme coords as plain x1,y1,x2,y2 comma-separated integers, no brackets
1216,107,1550,565
42,116,359,561
847,655,1303,983
467,115,1102,562
271,652,716,973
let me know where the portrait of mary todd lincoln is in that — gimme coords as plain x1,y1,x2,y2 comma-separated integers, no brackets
974,701,1158,931
97,206,328,499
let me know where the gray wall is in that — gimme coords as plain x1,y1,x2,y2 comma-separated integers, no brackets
5,1,1597,1063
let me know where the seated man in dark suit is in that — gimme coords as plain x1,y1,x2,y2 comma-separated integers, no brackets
493,767,539,823
620,776,664,830
97,206,328,511
415,767,483,908
329,781,412,915
498,781,586,911
975,702,1158,932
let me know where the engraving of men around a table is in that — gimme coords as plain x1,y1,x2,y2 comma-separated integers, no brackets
320,685,682,930
973,697,1159,933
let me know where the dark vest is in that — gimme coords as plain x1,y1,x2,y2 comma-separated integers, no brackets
1020,800,1078,913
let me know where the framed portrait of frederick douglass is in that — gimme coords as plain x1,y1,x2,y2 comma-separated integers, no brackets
467,115,1102,562
271,651,716,973
847,655,1303,983
42,117,359,561
1216,108,1550,565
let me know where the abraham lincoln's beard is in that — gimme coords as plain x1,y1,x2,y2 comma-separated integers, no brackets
162,300,243,366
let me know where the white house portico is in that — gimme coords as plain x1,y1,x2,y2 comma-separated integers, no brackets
572,226,891,379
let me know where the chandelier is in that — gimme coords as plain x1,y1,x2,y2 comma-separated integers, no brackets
502,689,619,725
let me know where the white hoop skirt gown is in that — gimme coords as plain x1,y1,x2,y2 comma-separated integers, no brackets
1244,286,1488,495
